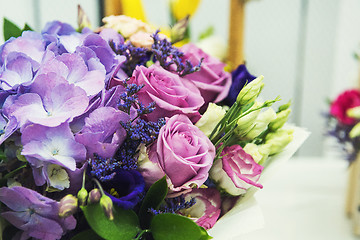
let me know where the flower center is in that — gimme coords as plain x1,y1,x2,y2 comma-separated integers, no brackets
109,188,120,198
52,149,59,156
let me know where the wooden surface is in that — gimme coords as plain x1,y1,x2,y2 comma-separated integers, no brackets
104,0,123,17
228,0,246,69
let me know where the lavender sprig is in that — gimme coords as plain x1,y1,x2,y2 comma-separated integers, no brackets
148,195,196,215
151,30,203,77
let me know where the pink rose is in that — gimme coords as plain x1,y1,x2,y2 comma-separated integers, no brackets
330,89,360,125
210,145,263,196
182,188,221,230
130,65,204,123
181,43,231,105
139,114,215,195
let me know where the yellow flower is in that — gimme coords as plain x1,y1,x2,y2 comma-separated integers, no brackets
121,0,147,22
170,0,202,21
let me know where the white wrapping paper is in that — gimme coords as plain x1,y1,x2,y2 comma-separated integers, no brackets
208,126,311,240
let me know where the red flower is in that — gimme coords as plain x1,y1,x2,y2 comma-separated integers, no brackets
330,89,360,125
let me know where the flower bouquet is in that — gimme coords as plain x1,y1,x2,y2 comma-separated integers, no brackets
326,89,360,162
0,10,307,240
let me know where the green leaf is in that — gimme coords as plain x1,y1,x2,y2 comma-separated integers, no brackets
150,213,212,240
3,18,22,41
22,23,33,32
81,204,140,240
71,229,103,240
139,176,168,228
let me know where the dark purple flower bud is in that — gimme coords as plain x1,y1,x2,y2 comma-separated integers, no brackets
77,187,88,206
100,194,114,220
59,194,78,218
88,188,101,204
224,64,256,106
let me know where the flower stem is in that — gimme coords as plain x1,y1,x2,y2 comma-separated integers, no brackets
3,164,27,179
135,229,150,240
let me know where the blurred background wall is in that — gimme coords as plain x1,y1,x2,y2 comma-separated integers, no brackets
1,0,360,157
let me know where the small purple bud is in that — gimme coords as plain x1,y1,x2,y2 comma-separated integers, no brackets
77,187,88,206
100,195,114,220
59,194,78,218
88,188,101,204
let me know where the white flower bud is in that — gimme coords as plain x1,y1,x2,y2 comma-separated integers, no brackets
265,128,294,155
243,143,271,164
195,103,227,137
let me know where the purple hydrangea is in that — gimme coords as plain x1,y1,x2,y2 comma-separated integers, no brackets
21,123,86,186
0,186,76,240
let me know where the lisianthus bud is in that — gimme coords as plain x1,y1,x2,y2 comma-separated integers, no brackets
347,106,360,119
243,143,271,164
350,122,360,138
77,5,92,31
59,194,78,218
268,108,291,132
100,195,114,220
236,75,264,106
195,103,227,137
244,108,277,140
88,188,101,204
265,128,294,155
77,187,88,206
235,101,262,136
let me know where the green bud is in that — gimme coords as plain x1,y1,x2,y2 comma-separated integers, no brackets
170,15,190,44
77,187,88,206
245,108,277,140
235,101,262,136
265,128,294,155
347,106,360,119
88,188,101,204
77,5,92,31
278,100,291,112
236,75,264,106
100,195,114,220
350,122,360,138
59,194,78,218
269,108,291,132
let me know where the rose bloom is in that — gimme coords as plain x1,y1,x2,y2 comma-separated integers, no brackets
181,43,231,105
210,145,263,196
181,188,221,230
102,15,152,38
138,114,215,196
130,65,204,123
330,89,360,125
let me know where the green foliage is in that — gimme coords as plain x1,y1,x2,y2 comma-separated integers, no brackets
3,18,33,41
81,204,140,240
150,213,212,240
70,229,103,240
139,176,168,228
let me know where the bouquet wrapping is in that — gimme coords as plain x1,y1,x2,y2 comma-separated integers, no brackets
0,12,308,240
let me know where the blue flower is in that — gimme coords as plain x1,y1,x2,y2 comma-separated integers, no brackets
102,169,145,209
224,64,256,106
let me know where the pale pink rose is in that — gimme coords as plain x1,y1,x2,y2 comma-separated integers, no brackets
182,188,221,230
139,114,215,195
129,31,154,49
210,145,263,196
129,65,204,123
181,43,231,105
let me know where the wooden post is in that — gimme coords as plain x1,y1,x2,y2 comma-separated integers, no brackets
346,162,356,217
104,0,123,17
228,0,246,70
